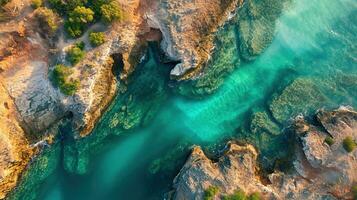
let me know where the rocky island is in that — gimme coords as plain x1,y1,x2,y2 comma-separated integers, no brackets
0,0,356,199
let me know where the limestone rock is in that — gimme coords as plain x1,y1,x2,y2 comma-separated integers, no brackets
0,83,34,199
172,107,357,200
149,0,243,79
173,143,277,200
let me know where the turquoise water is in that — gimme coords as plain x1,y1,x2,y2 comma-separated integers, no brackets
10,0,357,199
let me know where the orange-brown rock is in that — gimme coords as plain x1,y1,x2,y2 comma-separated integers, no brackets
0,82,34,199
147,0,244,79
172,107,357,200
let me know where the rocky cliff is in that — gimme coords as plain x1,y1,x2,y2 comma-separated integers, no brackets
0,83,34,199
0,0,247,197
172,107,357,200
147,0,243,79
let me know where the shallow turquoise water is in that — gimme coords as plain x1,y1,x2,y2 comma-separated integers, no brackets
14,0,357,199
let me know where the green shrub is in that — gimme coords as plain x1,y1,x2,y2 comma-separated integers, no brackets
49,0,87,14
100,1,122,23
34,7,59,35
89,32,106,46
68,6,94,24
67,43,86,65
64,0,88,11
88,0,107,17
75,41,85,50
343,136,356,152
352,185,357,200
65,6,94,37
248,192,261,200
204,186,220,200
0,0,10,6
52,64,79,95
65,21,83,38
31,0,42,8
223,190,247,200
324,136,334,146
48,0,66,13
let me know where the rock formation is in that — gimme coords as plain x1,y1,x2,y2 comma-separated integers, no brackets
0,83,34,199
148,0,243,79
0,0,248,197
172,107,357,200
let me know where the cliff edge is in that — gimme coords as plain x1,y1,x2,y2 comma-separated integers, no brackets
172,107,357,200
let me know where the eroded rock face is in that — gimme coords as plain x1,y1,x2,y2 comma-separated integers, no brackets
173,143,277,200
0,83,34,199
172,107,357,200
148,0,243,79
0,0,157,196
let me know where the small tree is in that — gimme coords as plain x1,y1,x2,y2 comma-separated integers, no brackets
65,22,83,38
52,64,79,95
0,0,10,6
248,192,261,200
88,0,107,17
34,7,60,35
48,0,66,13
89,32,106,46
65,6,94,37
343,136,356,153
324,136,334,146
31,0,42,8
204,186,220,200
223,190,247,200
67,43,86,65
352,185,357,200
65,0,88,11
100,1,122,23
68,6,94,24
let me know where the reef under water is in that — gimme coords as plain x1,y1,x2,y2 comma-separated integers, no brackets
8,0,357,199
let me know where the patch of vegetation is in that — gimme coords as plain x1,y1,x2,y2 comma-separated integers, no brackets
248,192,261,200
65,6,94,37
352,185,357,200
324,136,334,146
100,1,123,23
204,186,220,200
47,0,125,38
343,136,356,153
52,64,80,96
89,31,106,46
31,0,42,8
223,190,247,200
48,0,87,13
223,190,262,200
67,42,86,65
34,7,60,35
0,0,10,6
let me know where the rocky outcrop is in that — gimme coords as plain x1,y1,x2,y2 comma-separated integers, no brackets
0,82,34,199
0,0,294,198
0,0,154,196
148,0,243,79
172,107,357,200
173,143,277,200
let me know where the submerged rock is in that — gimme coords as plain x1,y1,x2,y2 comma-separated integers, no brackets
150,0,243,79
62,43,171,174
176,0,291,97
270,75,357,124
6,143,61,200
172,107,357,199
238,0,289,60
